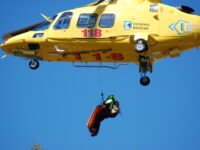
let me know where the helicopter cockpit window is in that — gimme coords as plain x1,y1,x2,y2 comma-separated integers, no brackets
54,12,73,30
99,14,115,28
32,15,57,31
77,13,98,28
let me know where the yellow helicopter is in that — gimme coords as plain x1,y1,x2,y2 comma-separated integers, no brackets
1,0,200,86
31,144,42,150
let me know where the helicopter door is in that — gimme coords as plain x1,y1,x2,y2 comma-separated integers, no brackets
46,12,74,39
97,14,116,38
53,12,73,30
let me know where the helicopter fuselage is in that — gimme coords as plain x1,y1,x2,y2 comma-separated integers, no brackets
1,0,200,65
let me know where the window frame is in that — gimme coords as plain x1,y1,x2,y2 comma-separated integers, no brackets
32,15,57,31
77,13,98,28
53,12,73,30
99,13,116,28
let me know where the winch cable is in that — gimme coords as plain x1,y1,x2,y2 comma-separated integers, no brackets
97,65,104,104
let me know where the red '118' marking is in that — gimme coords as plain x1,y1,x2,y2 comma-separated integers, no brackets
111,53,124,60
72,53,124,61
81,29,102,37
81,29,87,37
92,53,101,61
72,53,81,60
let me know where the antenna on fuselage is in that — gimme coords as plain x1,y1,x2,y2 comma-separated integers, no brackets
1,54,8,59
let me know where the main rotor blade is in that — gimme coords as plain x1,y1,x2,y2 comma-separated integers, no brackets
3,21,44,40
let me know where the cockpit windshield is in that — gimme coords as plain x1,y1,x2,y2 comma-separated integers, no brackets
32,15,57,31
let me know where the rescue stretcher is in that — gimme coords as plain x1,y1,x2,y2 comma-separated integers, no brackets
86,105,104,136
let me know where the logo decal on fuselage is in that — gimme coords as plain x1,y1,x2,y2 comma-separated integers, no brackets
124,21,133,30
168,20,193,35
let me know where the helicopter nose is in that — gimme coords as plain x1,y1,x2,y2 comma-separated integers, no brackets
1,39,12,52
0,41,8,58
0,40,7,51
1,40,7,45
1,39,10,46
1,37,25,52
1,38,18,55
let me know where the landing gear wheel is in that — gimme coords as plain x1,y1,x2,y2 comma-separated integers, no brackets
140,76,150,86
29,59,39,70
135,39,148,53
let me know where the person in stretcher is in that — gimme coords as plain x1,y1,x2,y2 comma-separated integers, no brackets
86,95,120,136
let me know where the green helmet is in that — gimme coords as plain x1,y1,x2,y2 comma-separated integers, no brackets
109,95,116,100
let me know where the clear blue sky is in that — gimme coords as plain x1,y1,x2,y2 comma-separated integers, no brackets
1,0,200,150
